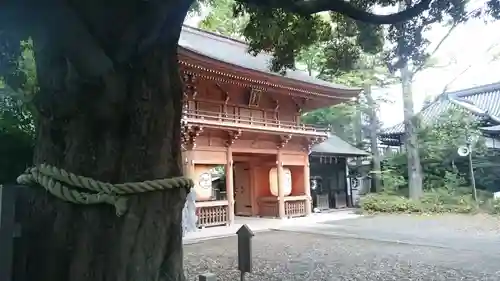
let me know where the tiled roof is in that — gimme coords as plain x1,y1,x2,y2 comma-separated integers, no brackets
311,134,370,157
380,82,500,136
481,124,500,133
179,25,360,93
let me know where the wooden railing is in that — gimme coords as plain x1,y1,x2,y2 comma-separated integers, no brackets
183,99,328,135
258,196,308,218
195,201,229,228
285,198,307,217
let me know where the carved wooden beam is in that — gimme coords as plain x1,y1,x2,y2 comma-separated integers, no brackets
226,130,242,146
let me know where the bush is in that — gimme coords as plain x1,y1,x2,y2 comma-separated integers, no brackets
360,194,422,214
491,198,500,214
481,197,500,214
359,191,478,214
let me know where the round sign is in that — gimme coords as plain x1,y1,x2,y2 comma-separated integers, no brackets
198,173,212,189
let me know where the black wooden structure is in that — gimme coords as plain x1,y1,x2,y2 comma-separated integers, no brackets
309,135,370,210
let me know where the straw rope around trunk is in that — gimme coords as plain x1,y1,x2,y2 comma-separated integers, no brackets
17,164,194,216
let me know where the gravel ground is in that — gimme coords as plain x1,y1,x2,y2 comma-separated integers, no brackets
323,214,500,235
184,229,500,281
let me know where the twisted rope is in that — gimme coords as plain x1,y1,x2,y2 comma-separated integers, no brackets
17,164,194,216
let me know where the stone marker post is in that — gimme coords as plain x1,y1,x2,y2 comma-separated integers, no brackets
237,224,255,281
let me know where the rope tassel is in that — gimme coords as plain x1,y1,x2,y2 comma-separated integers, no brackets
17,164,194,216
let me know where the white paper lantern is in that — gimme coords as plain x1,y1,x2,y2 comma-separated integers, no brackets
269,167,292,196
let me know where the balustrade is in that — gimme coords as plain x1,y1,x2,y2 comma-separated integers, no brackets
183,99,328,135
195,201,229,228
258,196,308,218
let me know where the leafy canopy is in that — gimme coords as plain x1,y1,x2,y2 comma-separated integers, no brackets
228,0,500,75
3,0,500,94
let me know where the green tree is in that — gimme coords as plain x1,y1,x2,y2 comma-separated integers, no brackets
0,40,36,183
389,2,500,200
382,108,486,194
2,0,500,280
199,0,250,38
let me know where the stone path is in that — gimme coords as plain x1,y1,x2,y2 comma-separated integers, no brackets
184,214,500,280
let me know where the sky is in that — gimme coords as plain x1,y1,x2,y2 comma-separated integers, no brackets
184,7,500,128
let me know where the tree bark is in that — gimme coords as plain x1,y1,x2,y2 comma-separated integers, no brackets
364,84,382,193
353,102,363,168
12,3,191,280
401,63,423,199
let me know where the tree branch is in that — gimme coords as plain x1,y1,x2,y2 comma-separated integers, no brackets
243,0,432,24
439,65,472,95
439,41,500,95
411,24,458,76
411,9,481,77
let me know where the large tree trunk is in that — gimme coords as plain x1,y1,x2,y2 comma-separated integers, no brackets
12,2,192,280
401,63,423,199
364,84,382,192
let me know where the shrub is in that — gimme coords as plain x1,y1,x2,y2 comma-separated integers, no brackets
359,191,478,214
492,198,500,214
482,197,500,214
359,194,422,214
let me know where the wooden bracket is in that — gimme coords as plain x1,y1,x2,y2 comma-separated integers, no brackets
248,88,262,107
182,72,198,99
292,97,305,113
182,125,203,150
226,129,242,146
304,137,325,153
271,97,280,111
216,83,230,104
278,134,292,148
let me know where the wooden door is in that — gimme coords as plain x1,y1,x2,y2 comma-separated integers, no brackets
233,164,252,216
330,169,348,209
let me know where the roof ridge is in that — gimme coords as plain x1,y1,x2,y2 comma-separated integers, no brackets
445,81,500,97
182,24,249,49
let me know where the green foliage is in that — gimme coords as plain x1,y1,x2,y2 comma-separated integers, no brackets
0,94,35,183
486,198,500,214
197,0,500,81
0,39,36,184
370,107,500,215
231,0,500,74
198,0,250,38
360,192,477,214
301,101,360,144
236,6,334,73
380,108,486,193
379,168,407,194
360,194,423,213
